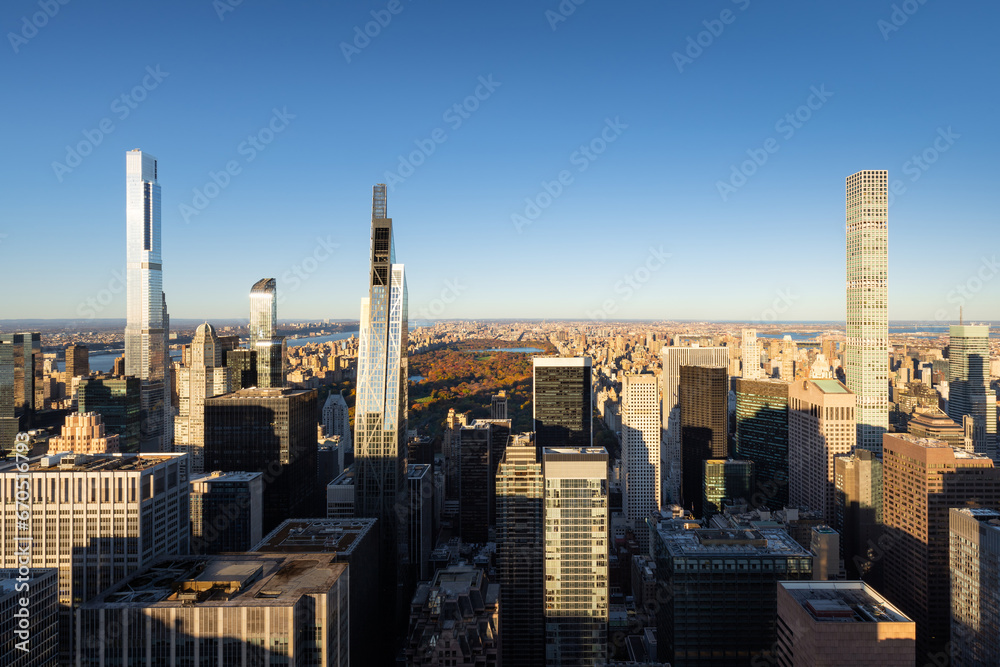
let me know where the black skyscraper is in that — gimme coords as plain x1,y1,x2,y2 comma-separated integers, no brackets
533,357,592,450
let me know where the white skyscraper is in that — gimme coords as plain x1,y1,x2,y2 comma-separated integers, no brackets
543,447,608,666
846,170,889,454
621,374,660,550
124,149,170,452
659,345,729,502
741,328,761,380
322,391,353,452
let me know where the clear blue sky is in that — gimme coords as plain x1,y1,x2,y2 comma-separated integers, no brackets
2,0,997,323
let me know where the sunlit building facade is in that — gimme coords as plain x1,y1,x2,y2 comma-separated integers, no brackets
249,278,286,389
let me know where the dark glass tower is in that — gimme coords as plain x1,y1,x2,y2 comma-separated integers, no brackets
680,365,729,517
77,376,141,453
533,357,592,450
734,378,789,510
249,278,286,389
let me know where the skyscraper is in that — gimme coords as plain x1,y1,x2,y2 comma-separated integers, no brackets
734,377,789,510
64,343,89,381
533,356,593,449
833,449,882,580
0,337,17,455
174,322,231,473
741,328,760,379
660,346,729,502
679,364,728,516
322,391,352,450
496,433,544,667
881,433,1000,656
77,376,141,453
845,169,889,454
949,507,1000,666
621,373,661,549
946,324,997,459
353,183,408,630
702,458,754,516
124,149,170,452
788,378,857,523
249,278,286,388
543,447,609,666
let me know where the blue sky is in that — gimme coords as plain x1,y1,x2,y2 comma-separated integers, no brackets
1,0,997,323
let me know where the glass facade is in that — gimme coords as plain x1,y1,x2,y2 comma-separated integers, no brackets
734,378,789,510
249,278,287,388
77,377,141,453
533,358,593,450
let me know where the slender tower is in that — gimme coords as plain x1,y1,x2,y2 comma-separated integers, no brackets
249,278,286,388
845,170,889,454
354,184,408,631
124,150,169,452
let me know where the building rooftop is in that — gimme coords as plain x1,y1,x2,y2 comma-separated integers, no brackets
253,518,376,555
780,581,913,624
80,555,346,608
658,525,811,557
327,470,354,487
208,387,314,400
0,452,184,474
408,463,431,479
810,379,851,394
191,471,262,484
886,433,994,459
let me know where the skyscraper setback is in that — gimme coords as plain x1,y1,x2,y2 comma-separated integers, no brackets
845,170,889,454
124,149,170,452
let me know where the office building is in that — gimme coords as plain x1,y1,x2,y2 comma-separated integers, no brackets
679,365,728,516
204,387,318,533
0,568,59,667
734,378,790,510
491,390,508,419
543,447,609,666
702,459,754,517
327,470,355,518
780,336,797,381
881,433,1000,656
254,517,378,666
845,170,889,454
741,328,761,379
46,412,120,455
458,422,491,544
77,376,141,453
496,433,544,667
407,463,433,582
322,391,352,451
0,452,189,660
908,407,965,449
404,565,500,667
189,471,263,554
621,374,661,549
64,344,89,381
533,356,593,449
775,581,915,666
249,278,286,389
77,554,349,666
947,324,997,459
174,323,231,473
833,449,882,580
225,347,256,391
788,379,856,523
124,150,170,452
353,184,409,629
0,337,17,454
661,346,729,502
949,507,1000,666
652,520,813,666
0,333,42,415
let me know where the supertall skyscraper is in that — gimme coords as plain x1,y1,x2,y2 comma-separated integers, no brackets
947,324,997,459
124,149,170,452
621,373,661,549
845,170,889,454
354,184,408,635
249,278,286,388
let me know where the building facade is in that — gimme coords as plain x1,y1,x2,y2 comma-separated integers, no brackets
77,376,141,453
949,507,1000,666
249,278,286,389
679,365,728,516
533,357,593,450
845,170,889,454
47,412,120,455
833,449,882,580
621,374,661,549
946,324,997,459
734,377,790,510
189,471,263,554
174,323,231,473
0,568,59,667
741,329,761,380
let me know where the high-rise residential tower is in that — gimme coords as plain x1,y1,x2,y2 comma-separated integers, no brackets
174,322,231,473
947,324,997,459
533,356,593,449
543,447,609,666
249,278,286,388
621,374,661,549
741,328,761,379
354,183,408,633
845,170,889,454
124,150,170,452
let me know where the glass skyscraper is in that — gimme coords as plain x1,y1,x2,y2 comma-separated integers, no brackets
124,149,170,452
533,356,593,450
249,278,286,388
947,324,996,460
846,169,889,454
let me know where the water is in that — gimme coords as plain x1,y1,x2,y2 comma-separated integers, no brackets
286,330,359,348
61,350,183,374
409,375,425,383
473,347,545,353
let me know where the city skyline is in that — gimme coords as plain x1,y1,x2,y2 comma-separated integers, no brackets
2,1,997,321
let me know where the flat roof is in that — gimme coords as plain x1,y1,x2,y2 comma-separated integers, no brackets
253,518,376,555
191,471,262,484
810,379,850,394
1,453,183,474
780,581,913,624
658,526,811,558
533,356,591,367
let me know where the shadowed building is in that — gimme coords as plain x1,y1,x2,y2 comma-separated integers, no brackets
679,365,728,516
833,449,882,581
949,507,1000,666
533,357,593,450
77,376,141,453
946,324,997,459
734,378,789,510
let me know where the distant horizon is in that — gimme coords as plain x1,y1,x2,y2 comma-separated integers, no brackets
2,318,996,327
